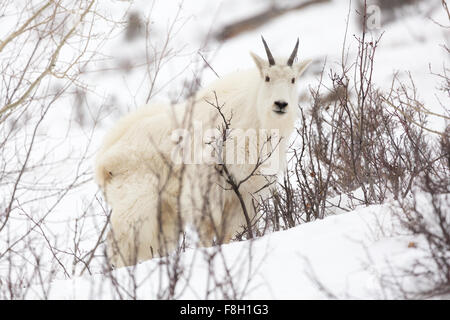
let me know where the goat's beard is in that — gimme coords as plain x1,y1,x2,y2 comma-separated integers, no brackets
259,107,295,131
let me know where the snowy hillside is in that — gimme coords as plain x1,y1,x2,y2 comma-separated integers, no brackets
27,201,433,299
1,0,448,300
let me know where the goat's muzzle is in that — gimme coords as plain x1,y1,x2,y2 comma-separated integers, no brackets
273,101,288,114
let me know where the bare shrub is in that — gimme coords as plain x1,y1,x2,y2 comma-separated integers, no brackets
254,0,447,237
298,0,449,299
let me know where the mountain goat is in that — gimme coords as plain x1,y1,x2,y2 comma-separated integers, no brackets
95,37,311,267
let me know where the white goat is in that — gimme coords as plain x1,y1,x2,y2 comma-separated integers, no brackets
95,37,311,267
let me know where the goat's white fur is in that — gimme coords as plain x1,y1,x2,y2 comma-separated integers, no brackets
95,49,311,267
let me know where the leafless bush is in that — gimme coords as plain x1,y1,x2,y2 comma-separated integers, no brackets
125,11,143,41
254,0,447,238
295,1,449,299
357,0,439,29
387,156,449,298
382,5,449,294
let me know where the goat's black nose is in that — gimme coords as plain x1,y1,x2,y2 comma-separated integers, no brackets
274,101,288,109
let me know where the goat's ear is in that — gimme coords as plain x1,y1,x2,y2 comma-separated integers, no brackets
250,52,265,76
296,59,312,77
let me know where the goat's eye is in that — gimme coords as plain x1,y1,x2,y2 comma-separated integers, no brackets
291,78,295,84
265,76,270,82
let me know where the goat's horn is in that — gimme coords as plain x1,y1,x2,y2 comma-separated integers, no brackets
287,38,299,66
261,36,275,66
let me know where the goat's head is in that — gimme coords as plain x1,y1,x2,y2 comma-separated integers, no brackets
250,37,311,125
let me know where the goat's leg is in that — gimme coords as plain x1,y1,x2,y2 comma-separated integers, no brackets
105,172,179,267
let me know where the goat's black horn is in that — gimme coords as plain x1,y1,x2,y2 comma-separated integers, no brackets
261,36,275,66
287,38,299,66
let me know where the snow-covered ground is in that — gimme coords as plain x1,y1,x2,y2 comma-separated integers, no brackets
27,198,438,299
2,0,448,299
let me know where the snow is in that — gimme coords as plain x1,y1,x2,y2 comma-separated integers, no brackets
28,201,430,299
2,0,448,299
